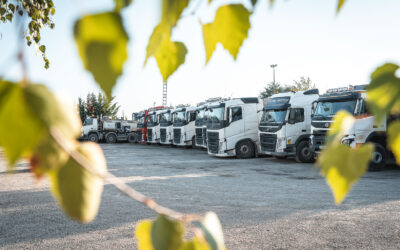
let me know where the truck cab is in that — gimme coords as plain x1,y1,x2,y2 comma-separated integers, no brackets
137,110,149,143
206,97,262,158
172,106,197,147
195,104,208,148
258,89,319,162
159,108,174,145
147,108,165,144
310,85,390,170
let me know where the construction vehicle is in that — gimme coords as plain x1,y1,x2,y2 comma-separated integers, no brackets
81,116,138,143
172,105,197,147
310,85,395,171
147,106,166,144
206,97,263,158
159,108,174,145
258,89,319,163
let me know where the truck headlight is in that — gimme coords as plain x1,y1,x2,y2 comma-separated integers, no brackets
341,138,354,145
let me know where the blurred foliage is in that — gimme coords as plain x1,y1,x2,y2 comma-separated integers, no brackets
0,0,55,68
259,76,315,98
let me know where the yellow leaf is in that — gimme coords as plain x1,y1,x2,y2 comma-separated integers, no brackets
155,35,187,81
181,237,211,250
367,63,400,122
49,142,106,222
151,214,185,250
135,220,154,250
325,110,355,145
318,144,373,204
161,0,189,27
200,212,225,250
337,0,346,13
74,12,129,99
202,4,251,63
388,121,400,165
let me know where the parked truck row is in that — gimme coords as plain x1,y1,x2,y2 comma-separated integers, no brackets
81,85,398,171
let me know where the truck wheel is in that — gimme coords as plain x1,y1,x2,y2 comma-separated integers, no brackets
88,133,98,143
295,140,314,163
236,140,255,159
106,133,117,144
369,143,386,171
128,133,137,143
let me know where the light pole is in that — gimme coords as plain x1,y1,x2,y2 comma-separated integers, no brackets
270,64,278,84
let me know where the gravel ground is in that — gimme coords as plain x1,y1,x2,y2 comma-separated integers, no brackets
1,144,400,249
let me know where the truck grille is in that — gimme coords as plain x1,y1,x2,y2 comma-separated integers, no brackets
137,130,142,142
207,132,219,154
260,133,277,152
312,130,328,146
160,128,166,142
203,127,207,146
173,129,181,144
195,128,203,145
147,128,153,142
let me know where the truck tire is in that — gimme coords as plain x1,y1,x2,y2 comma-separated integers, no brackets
295,140,314,163
128,133,137,143
88,133,99,143
106,133,117,144
236,140,255,159
369,143,386,171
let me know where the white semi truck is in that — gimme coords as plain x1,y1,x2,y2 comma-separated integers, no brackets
81,117,138,143
172,105,197,147
159,108,174,145
310,85,393,170
195,103,208,148
147,107,166,144
258,89,319,162
206,97,263,158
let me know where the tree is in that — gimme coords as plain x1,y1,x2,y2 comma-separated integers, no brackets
78,97,86,123
292,76,316,91
259,82,292,98
79,92,120,120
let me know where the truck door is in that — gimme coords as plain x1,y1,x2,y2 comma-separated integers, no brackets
225,106,245,149
286,108,305,145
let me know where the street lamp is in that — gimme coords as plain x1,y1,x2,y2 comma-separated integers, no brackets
270,64,278,84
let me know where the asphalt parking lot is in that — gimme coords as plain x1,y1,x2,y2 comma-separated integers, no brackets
1,143,400,249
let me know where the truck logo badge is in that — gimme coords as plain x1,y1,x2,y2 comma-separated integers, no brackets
324,123,329,128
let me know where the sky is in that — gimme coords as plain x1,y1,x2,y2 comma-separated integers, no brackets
1,0,400,117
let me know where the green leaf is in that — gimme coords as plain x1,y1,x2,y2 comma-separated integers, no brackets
181,238,211,250
49,142,106,222
251,0,258,7
114,0,133,12
317,111,374,204
318,143,373,205
6,13,12,21
337,0,346,13
8,3,14,13
388,121,400,165
74,12,129,99
151,214,185,250
39,45,46,53
154,33,187,81
202,4,251,63
135,220,154,250
0,81,81,168
200,212,225,250
367,63,400,122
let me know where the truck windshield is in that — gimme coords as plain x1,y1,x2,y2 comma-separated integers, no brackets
148,113,157,123
208,107,224,123
314,100,357,118
173,111,186,123
83,118,93,126
261,110,287,123
160,112,171,123
195,109,205,126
